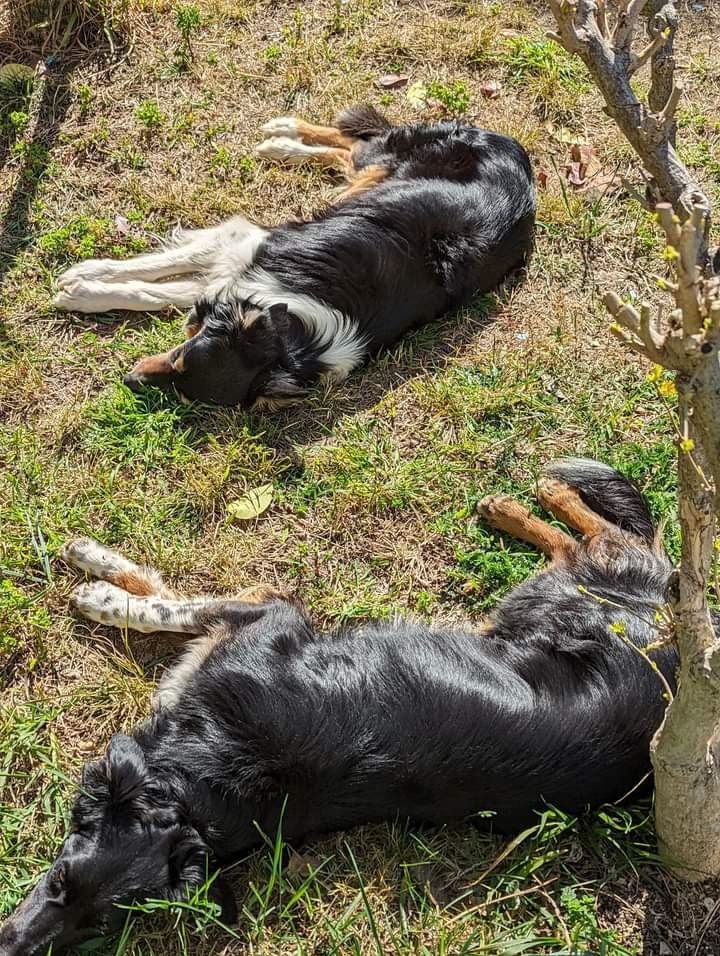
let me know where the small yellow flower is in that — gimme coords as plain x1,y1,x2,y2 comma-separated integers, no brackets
647,365,663,382
680,437,695,453
658,379,677,398
662,244,680,261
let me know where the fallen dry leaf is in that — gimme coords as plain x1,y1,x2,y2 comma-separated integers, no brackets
570,143,597,167
563,142,624,196
377,73,409,89
286,850,322,881
564,142,600,188
406,80,427,110
537,168,549,189
566,161,586,187
479,79,501,99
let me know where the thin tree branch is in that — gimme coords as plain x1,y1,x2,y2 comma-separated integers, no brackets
548,0,713,269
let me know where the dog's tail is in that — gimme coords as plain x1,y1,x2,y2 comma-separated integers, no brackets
335,104,393,141
543,458,656,543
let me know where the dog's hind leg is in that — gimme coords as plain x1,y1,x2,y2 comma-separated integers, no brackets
478,495,578,562
256,136,352,173
260,117,356,150
60,538,176,598
537,478,613,539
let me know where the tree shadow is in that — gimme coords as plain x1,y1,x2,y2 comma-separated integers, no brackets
0,5,128,341
0,67,74,292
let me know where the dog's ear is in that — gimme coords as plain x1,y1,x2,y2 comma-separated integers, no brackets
105,734,148,805
262,369,308,403
168,829,238,923
74,735,148,827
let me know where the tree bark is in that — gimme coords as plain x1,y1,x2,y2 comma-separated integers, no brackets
603,203,720,878
652,389,720,879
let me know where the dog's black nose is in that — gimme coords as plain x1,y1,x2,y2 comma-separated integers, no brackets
123,373,145,393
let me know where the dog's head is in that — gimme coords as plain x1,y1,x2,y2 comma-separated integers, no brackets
123,298,312,408
0,734,236,956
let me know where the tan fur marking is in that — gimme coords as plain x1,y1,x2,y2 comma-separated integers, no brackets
171,351,186,372
110,569,165,597
296,120,356,149
132,352,174,376
313,147,353,172
339,163,389,200
538,478,613,539
478,494,578,562
184,323,201,340
237,584,289,604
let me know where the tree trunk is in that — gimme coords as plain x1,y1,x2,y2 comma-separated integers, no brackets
550,0,720,879
651,384,720,879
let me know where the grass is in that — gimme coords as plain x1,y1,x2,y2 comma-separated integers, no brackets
2,0,720,953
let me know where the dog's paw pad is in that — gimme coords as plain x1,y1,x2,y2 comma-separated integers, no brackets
477,495,513,518
59,537,100,568
255,137,310,163
260,116,299,139
70,581,128,623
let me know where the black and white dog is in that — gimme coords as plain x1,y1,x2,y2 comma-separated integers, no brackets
0,460,680,955
53,106,535,408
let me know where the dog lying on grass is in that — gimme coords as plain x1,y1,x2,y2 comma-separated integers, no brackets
52,105,535,408
0,459,679,956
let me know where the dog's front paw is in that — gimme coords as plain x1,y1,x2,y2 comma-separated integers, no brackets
60,538,133,579
59,537,101,570
260,116,299,139
52,279,93,312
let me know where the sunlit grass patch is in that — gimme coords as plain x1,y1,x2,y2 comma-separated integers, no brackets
502,35,590,119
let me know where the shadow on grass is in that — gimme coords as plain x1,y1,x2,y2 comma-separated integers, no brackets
0,4,129,340
0,67,74,295
101,291,508,459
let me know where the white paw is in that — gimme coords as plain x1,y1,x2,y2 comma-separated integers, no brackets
52,279,95,312
53,280,120,314
57,259,115,288
60,537,134,578
255,137,316,164
260,116,299,140
70,581,130,625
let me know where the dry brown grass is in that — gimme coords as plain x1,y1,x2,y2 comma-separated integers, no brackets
2,0,720,953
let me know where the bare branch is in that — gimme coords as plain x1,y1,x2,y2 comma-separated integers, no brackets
644,0,679,124
548,0,713,269
613,0,649,50
629,29,671,75
597,0,610,39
